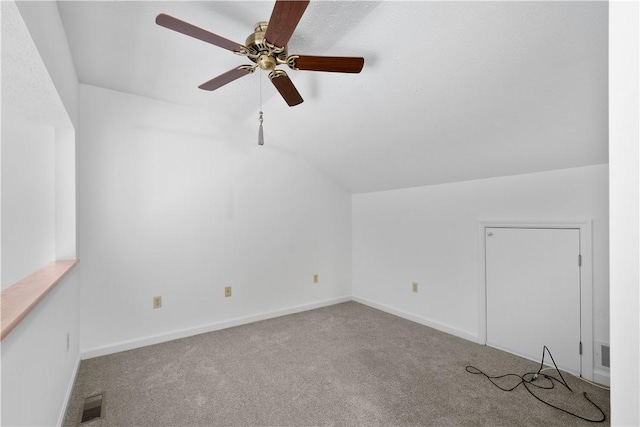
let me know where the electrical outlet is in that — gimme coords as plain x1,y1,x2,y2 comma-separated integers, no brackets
412,282,418,293
153,296,162,309
313,274,319,283
225,286,232,298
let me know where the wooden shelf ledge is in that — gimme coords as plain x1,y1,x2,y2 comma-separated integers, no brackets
1,259,79,340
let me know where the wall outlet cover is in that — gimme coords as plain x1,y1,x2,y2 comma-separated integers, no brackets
153,296,162,309
225,286,232,298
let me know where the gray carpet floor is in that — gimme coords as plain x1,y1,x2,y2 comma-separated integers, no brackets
64,302,610,426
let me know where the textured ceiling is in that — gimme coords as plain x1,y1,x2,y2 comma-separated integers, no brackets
56,1,608,193
2,1,72,129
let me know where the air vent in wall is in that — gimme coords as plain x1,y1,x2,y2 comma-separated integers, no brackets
601,344,610,368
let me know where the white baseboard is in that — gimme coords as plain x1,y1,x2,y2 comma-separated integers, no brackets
593,368,610,387
351,297,610,386
57,353,81,426
352,296,478,342
80,294,608,390
81,296,351,359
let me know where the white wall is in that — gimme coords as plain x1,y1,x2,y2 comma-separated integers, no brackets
352,164,609,362
0,268,81,426
1,0,78,287
1,2,80,425
78,84,352,356
609,1,640,424
55,127,77,260
1,118,56,288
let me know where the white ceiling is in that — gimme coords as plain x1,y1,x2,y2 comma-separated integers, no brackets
56,1,608,193
2,1,71,129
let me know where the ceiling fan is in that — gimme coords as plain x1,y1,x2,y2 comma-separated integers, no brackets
156,0,364,107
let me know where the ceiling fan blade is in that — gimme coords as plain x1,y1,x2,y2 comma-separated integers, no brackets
289,55,364,73
264,0,310,48
156,14,244,52
269,70,303,107
199,66,254,91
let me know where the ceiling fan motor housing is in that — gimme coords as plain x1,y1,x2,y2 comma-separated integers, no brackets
245,21,287,70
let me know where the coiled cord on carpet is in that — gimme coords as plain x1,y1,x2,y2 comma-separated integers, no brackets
466,346,606,423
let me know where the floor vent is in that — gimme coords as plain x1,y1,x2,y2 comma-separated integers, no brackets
80,393,105,424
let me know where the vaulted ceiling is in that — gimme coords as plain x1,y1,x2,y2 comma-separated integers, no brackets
56,1,608,193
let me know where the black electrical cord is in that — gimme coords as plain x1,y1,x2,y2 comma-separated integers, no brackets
466,346,606,423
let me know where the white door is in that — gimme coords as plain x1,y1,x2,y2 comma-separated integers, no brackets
485,227,581,375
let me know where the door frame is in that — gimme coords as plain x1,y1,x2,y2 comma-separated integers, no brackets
477,219,593,381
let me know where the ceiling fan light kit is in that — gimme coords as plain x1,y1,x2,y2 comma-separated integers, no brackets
155,0,365,108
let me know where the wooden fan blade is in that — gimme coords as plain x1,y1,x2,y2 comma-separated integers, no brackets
264,0,310,48
269,71,303,107
156,14,244,52
291,55,364,73
199,67,253,91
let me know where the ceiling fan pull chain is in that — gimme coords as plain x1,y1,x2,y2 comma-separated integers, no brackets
258,111,264,146
258,68,264,146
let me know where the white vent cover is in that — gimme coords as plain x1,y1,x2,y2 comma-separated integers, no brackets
595,342,610,369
